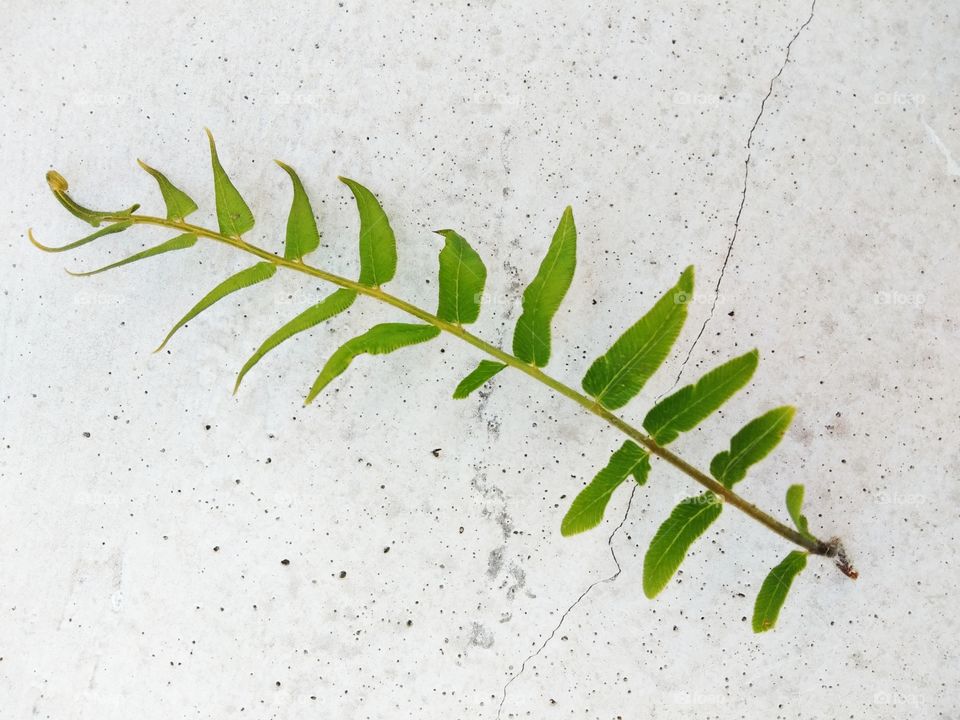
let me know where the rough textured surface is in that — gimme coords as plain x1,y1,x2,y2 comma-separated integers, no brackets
1,1,958,718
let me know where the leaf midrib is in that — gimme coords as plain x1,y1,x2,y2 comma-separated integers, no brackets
595,301,683,404
647,498,718,578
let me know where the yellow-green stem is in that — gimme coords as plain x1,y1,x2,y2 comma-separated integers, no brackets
104,213,833,556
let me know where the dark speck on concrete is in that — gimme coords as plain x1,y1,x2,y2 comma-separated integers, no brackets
281,559,290,566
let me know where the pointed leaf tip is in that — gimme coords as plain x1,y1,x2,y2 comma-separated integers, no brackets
785,484,813,539
305,322,439,403
234,288,356,393
28,221,133,253
582,265,694,410
340,177,397,287
206,129,255,237
561,441,649,536
137,159,198,221
155,261,276,352
276,161,320,261
452,360,506,399
643,349,758,445
511,207,577,367
710,406,795,489
67,233,198,277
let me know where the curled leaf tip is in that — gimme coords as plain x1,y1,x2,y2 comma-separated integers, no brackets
46,170,69,193
27,228,52,252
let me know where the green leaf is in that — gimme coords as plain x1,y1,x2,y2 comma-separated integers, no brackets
28,221,133,253
582,266,694,410
137,159,198,221
561,440,650,536
340,177,397,287
436,229,486,325
305,323,439,403
156,261,276,351
709,406,795,489
276,161,320,261
206,128,255,238
785,484,813,538
752,550,807,633
452,360,506,399
643,349,758,445
67,233,197,276
46,170,140,227
234,288,356,393
643,492,722,598
512,206,577,367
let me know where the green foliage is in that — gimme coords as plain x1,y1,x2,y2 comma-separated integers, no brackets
67,233,197,276
235,289,357,393
30,131,852,635
137,160,198,221
512,207,576,367
643,350,758,445
561,440,649,536
340,177,397,287
710,406,795,489
785,484,813,539
306,323,440,402
752,550,807,632
276,161,320,261
452,360,506,399
206,129,255,238
643,492,723,598
156,262,277,352
582,266,693,410
436,229,486,325
28,221,133,253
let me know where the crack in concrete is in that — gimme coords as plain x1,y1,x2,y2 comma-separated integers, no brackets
495,484,637,719
670,0,818,389
494,8,818,713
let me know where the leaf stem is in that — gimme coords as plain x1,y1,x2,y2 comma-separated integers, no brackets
105,213,835,558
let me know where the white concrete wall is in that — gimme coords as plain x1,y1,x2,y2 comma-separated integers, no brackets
1,1,957,718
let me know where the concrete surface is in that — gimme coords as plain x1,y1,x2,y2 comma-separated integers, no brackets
1,0,958,718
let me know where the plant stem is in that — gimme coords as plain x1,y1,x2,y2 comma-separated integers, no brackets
105,213,836,558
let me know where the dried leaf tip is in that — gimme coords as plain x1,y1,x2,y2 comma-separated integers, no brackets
47,170,69,193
